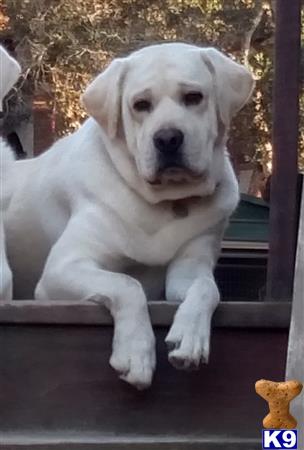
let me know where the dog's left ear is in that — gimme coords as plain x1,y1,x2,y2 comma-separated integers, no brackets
81,58,128,140
0,46,21,110
200,48,254,126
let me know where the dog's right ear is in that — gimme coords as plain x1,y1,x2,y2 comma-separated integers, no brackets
0,46,21,110
81,58,128,140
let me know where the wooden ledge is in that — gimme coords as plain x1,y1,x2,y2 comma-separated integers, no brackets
0,433,261,449
0,300,291,328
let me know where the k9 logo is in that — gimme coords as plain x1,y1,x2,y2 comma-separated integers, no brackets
262,430,298,449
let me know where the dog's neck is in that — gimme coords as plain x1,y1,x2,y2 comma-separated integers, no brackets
169,184,221,218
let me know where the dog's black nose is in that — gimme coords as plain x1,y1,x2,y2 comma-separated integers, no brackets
153,128,184,154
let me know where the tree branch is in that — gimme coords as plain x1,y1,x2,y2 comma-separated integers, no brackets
243,1,265,67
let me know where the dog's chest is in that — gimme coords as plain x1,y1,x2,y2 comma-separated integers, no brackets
117,197,210,265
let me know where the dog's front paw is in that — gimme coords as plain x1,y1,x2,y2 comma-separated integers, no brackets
165,303,211,370
110,321,156,390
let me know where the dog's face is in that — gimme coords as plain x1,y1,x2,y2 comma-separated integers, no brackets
121,46,218,186
82,43,254,196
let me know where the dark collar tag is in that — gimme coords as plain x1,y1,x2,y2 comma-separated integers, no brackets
172,200,189,218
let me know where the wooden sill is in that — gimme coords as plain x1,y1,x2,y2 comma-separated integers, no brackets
0,300,291,328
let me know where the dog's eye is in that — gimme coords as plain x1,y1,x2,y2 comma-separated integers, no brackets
133,99,152,112
183,91,203,106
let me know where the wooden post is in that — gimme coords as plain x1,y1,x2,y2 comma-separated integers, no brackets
266,0,301,300
286,178,304,447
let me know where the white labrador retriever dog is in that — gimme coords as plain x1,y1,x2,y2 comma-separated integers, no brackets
1,43,254,389
0,46,21,300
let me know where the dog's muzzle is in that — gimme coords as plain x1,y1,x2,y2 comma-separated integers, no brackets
152,127,185,182
155,127,183,165
146,127,207,186
153,127,185,169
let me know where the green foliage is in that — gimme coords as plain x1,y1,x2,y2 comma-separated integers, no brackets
2,0,303,171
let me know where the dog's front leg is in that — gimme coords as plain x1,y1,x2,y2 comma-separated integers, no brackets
165,224,225,369
35,216,156,389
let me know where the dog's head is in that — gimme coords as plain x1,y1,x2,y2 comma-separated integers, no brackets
82,43,254,199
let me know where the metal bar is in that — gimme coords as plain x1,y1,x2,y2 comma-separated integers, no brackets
266,0,301,300
0,300,291,328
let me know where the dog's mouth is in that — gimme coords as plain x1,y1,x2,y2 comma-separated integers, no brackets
147,167,206,187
